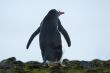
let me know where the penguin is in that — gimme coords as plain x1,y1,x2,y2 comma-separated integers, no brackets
26,9,71,66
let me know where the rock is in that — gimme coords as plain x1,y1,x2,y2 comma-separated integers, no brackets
0,57,16,69
63,59,70,63
103,61,110,67
13,60,24,67
25,61,41,66
1,57,16,63
7,57,16,62
80,61,95,68
91,59,103,67
25,61,42,69
0,61,15,69
69,60,80,68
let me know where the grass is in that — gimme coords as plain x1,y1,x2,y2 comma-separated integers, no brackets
0,57,110,73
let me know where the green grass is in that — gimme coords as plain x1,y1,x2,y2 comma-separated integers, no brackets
0,57,110,73
0,66,110,73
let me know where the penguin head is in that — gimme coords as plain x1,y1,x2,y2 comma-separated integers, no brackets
48,9,64,17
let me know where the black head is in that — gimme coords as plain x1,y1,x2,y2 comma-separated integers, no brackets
48,9,64,17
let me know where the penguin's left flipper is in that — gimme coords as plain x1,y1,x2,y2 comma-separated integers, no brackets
58,19,71,47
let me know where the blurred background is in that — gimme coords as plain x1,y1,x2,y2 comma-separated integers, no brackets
0,0,110,62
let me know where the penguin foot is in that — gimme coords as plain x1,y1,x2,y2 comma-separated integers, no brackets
48,62,59,68
48,64,54,68
41,63,48,67
59,63,66,67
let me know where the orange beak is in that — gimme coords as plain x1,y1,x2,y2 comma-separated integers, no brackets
59,11,64,15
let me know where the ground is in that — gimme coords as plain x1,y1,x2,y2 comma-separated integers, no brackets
0,57,110,73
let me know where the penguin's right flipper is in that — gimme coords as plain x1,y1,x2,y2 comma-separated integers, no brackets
26,27,40,49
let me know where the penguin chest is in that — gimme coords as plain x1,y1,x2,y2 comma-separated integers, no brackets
39,31,61,47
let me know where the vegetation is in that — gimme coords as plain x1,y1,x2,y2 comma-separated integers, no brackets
0,57,110,73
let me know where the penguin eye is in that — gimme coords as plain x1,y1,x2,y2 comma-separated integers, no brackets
57,10,60,13
57,10,61,15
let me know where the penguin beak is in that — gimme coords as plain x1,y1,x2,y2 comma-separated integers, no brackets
59,11,64,15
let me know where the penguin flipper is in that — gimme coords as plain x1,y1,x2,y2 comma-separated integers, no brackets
26,27,40,49
58,19,71,47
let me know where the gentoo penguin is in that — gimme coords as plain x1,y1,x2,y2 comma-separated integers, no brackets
26,9,71,66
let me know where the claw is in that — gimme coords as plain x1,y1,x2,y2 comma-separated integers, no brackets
48,64,54,68
59,63,66,67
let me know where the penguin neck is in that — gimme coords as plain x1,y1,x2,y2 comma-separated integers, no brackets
45,14,58,21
